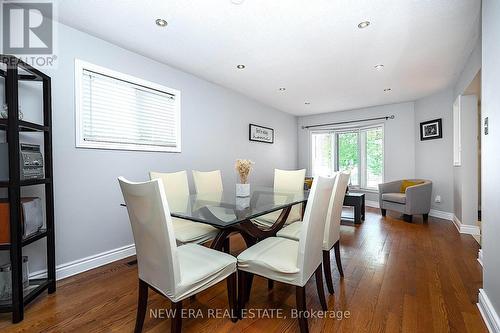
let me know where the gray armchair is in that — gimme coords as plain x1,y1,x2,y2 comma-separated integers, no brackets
378,179,432,222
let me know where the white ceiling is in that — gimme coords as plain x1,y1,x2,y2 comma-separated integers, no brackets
54,0,481,116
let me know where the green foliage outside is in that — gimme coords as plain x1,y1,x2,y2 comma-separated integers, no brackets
338,132,358,171
366,128,383,176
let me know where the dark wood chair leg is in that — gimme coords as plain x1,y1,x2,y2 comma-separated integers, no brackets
314,265,327,311
134,279,148,333
245,273,254,303
171,300,182,333
423,213,429,222
322,250,334,294
237,270,246,319
227,272,237,322
403,214,413,222
381,208,386,216
268,279,274,290
223,237,230,254
295,286,309,333
333,240,344,277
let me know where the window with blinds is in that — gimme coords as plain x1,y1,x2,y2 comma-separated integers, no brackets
75,60,181,152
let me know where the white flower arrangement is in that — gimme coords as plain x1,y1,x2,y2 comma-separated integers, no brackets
235,159,254,184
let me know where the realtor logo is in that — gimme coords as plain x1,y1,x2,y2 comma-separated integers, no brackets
2,1,53,54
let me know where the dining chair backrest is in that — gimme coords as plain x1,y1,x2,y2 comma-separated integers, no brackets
192,170,223,194
118,177,180,298
149,171,190,213
274,169,306,222
323,172,350,250
296,175,335,285
274,169,306,192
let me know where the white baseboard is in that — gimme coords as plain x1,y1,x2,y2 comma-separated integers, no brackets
478,249,483,267
453,215,481,236
478,289,500,333
365,200,379,208
30,244,136,281
366,201,453,222
429,209,454,221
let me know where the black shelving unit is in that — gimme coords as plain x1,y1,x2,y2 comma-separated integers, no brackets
0,55,55,323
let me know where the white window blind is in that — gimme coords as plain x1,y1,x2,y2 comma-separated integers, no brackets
75,60,181,152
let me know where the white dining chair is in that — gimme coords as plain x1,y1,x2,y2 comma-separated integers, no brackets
192,170,223,194
277,172,350,294
252,169,306,228
149,171,218,245
118,177,237,333
237,176,334,333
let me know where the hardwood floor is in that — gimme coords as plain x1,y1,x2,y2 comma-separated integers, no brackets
0,208,487,332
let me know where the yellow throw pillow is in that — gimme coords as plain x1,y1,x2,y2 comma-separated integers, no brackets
400,180,424,193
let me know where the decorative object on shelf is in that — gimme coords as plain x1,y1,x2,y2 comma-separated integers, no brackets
19,143,44,180
0,197,44,244
235,159,254,197
0,257,29,301
420,118,443,141
249,123,274,143
1,103,23,120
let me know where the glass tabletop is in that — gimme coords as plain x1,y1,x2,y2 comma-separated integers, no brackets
168,186,308,228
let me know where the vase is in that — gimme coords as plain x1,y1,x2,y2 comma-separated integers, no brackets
236,183,250,197
236,196,251,209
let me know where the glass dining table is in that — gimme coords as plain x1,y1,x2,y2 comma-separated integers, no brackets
165,186,309,250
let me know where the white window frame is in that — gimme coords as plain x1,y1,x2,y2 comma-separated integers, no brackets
74,59,181,152
309,123,385,191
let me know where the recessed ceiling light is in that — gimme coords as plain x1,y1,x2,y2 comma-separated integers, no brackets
305,102,311,105
358,21,370,29
236,64,246,69
384,88,392,92
155,19,168,27
231,0,245,4
279,87,286,91
374,64,385,70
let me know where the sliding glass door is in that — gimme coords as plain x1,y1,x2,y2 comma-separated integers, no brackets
311,125,384,190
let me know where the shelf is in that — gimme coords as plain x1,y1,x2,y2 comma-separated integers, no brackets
0,55,48,81
0,119,49,132
0,278,52,313
0,178,51,188
0,229,48,250
1,54,54,322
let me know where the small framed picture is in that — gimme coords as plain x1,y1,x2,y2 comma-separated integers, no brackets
420,118,443,141
249,124,274,144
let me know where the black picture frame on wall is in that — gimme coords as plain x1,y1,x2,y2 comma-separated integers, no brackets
249,123,274,144
420,118,443,141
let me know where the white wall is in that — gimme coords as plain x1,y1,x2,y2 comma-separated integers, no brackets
297,102,415,202
0,22,298,274
452,35,481,226
453,95,478,226
480,0,500,325
414,89,454,214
